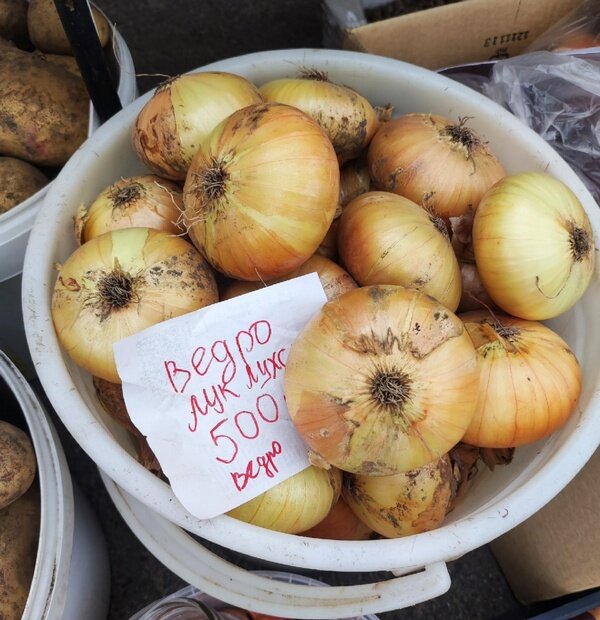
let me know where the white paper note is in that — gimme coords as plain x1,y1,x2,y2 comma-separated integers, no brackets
113,272,327,519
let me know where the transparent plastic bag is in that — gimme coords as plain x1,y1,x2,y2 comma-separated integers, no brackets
526,0,600,52
480,51,600,203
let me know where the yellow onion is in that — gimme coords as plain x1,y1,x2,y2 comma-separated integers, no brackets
182,102,339,281
301,495,373,540
284,285,480,475
342,455,454,538
368,113,506,219
337,191,461,311
472,172,595,320
339,153,371,207
259,69,379,164
457,261,497,313
226,465,342,534
93,376,163,478
460,310,582,448
52,227,218,383
221,254,357,302
132,71,263,180
316,154,372,261
75,174,184,244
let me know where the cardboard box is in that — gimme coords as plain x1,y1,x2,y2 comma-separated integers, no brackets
490,446,600,605
324,0,583,69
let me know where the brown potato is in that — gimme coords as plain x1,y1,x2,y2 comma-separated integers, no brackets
0,484,40,620
0,0,28,48
0,421,37,509
0,156,48,214
0,35,15,49
33,50,81,78
0,46,89,166
27,0,109,55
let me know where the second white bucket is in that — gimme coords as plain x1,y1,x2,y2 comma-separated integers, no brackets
101,469,448,620
0,350,110,620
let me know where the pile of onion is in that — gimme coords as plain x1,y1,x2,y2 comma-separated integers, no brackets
48,65,596,543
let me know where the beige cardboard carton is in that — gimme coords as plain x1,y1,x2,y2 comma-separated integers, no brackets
490,447,600,604
333,0,583,69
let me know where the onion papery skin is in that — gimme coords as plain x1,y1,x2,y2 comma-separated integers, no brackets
259,74,379,164
337,191,461,311
221,254,357,302
182,103,340,281
132,71,263,181
367,113,506,219
342,455,454,538
284,285,480,475
472,172,595,320
77,174,184,243
226,465,342,534
460,310,582,448
301,495,373,540
52,227,218,383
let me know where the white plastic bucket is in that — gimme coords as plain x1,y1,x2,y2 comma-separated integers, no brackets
0,18,137,374
0,350,110,620
21,49,600,616
128,566,381,620
102,471,421,620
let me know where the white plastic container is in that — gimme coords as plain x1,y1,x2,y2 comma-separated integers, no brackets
127,562,380,620
21,49,600,617
0,350,110,620
0,19,137,375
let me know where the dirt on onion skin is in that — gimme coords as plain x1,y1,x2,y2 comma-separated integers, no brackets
343,455,454,537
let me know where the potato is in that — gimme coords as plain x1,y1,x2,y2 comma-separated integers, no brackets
0,484,40,620
0,35,15,49
0,421,37,508
0,0,28,48
0,46,89,167
0,156,48,214
27,0,110,55
33,50,81,78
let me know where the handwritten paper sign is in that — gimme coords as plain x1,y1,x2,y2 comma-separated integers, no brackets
113,273,327,519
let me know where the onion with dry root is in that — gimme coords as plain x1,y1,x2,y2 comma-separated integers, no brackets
472,172,595,320
226,465,342,534
342,455,454,538
337,191,462,311
221,254,357,302
52,227,218,383
182,102,340,281
368,113,506,219
460,310,582,448
132,71,263,180
75,174,184,244
259,69,379,164
284,285,480,475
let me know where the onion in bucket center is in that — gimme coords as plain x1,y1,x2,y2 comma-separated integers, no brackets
182,102,340,281
284,285,480,475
